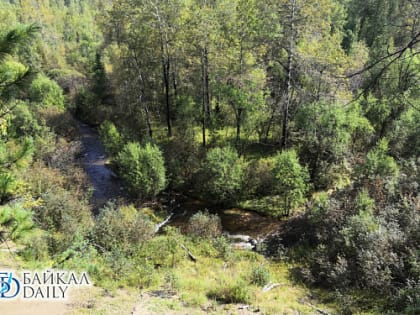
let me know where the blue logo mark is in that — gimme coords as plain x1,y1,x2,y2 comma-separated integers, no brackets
0,272,20,299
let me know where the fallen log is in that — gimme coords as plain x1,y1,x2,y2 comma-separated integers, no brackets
262,282,281,292
181,244,197,262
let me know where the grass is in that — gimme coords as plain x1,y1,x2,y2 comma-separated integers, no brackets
1,237,386,315
239,195,286,217
158,250,336,314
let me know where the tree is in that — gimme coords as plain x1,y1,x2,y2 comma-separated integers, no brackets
218,0,265,143
0,24,38,205
295,101,373,189
272,149,309,216
116,142,167,199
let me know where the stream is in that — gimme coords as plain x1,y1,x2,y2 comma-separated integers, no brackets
78,121,125,210
78,121,281,247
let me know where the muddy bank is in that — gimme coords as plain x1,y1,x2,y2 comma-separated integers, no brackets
166,196,282,241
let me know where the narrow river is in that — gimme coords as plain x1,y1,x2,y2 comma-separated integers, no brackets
78,121,282,244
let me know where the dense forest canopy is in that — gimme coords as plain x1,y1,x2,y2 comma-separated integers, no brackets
0,0,418,314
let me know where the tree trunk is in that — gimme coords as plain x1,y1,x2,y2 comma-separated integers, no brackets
201,48,209,147
236,108,242,143
155,2,172,137
280,0,296,150
204,46,211,120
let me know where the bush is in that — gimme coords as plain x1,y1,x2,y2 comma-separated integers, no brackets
74,87,111,125
164,271,181,293
33,188,93,252
243,157,276,197
359,138,399,179
98,121,123,156
29,73,65,108
38,107,79,139
272,150,310,216
202,146,244,204
20,229,50,261
163,134,200,190
295,102,373,189
187,211,222,239
250,264,271,286
116,142,167,199
93,203,155,253
9,101,45,138
213,236,234,261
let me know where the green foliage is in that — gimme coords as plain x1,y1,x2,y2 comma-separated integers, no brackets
93,203,155,253
212,236,234,261
0,24,40,62
295,181,420,302
243,157,276,197
116,142,167,198
0,173,17,203
359,139,399,179
296,102,373,189
9,101,45,137
0,138,33,203
98,120,123,156
74,87,109,125
202,146,244,204
164,134,200,190
272,150,309,216
0,203,34,243
29,73,65,108
91,52,109,103
250,264,271,286
390,108,420,158
187,211,222,239
208,279,251,304
164,271,181,293
33,188,93,252
19,228,50,261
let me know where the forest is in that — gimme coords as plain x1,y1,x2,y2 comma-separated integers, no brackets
0,0,419,314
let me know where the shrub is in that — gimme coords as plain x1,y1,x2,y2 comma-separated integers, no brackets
33,188,93,252
20,229,50,261
165,271,181,293
295,102,372,189
202,146,244,204
116,142,167,199
213,236,234,261
163,134,200,190
74,88,111,125
187,211,222,239
99,121,123,156
359,138,399,179
250,264,271,286
93,203,155,253
29,73,65,108
243,157,276,197
9,101,45,138
38,107,79,139
272,150,310,216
